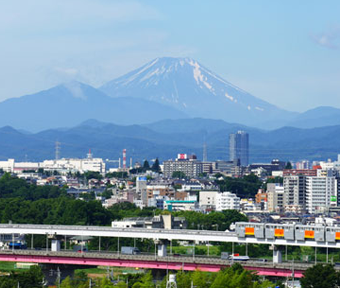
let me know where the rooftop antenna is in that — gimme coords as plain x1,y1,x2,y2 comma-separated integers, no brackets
55,141,61,160
87,148,93,159
123,149,127,169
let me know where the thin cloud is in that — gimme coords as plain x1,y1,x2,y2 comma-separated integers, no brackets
0,0,162,33
311,27,340,49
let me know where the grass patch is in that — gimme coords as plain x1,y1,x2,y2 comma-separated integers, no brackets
170,245,220,256
0,261,23,272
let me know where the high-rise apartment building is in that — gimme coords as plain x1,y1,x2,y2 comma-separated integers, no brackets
283,175,306,213
306,176,337,213
163,154,203,178
267,183,284,212
229,131,249,166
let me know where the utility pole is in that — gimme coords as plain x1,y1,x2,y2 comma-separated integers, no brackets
56,267,61,288
292,258,295,288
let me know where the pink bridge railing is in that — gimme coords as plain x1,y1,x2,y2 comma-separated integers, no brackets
0,254,304,278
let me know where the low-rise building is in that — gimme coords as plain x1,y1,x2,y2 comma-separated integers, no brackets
164,200,198,212
111,215,187,229
216,192,240,211
199,190,219,209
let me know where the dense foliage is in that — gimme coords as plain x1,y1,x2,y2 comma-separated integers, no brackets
0,172,66,200
300,264,340,288
0,197,111,225
172,171,186,179
129,158,160,174
57,265,277,288
216,174,263,198
105,172,128,179
0,174,248,231
108,202,161,221
173,210,247,231
0,266,44,288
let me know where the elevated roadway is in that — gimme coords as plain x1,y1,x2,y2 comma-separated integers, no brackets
0,224,340,248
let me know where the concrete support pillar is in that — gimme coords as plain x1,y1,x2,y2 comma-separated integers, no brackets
273,249,282,263
158,244,167,257
46,234,48,252
315,247,317,264
51,240,61,252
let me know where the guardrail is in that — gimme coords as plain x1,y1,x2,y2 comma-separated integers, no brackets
0,224,234,236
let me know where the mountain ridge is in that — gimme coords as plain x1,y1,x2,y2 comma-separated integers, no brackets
1,118,340,163
100,57,297,127
0,81,188,132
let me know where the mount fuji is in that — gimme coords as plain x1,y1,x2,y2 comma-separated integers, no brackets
100,57,297,127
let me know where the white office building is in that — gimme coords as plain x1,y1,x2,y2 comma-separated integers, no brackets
216,192,240,211
0,156,106,174
199,191,219,208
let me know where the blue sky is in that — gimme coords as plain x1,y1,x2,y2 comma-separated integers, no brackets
1,0,340,111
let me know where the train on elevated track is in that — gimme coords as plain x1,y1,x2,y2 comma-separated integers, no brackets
235,222,340,242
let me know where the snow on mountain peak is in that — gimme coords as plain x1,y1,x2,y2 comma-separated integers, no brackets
99,57,296,126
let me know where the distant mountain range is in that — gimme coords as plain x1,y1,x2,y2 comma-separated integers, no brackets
0,57,339,163
1,118,340,163
0,57,339,132
0,82,188,132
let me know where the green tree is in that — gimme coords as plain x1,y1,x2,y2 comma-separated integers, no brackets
100,277,115,288
172,171,186,179
192,270,209,288
143,160,150,170
175,270,191,288
60,276,73,288
116,282,128,288
0,265,45,288
300,264,339,288
285,161,292,169
210,264,273,288
151,158,161,172
106,172,128,178
132,271,155,288
215,174,262,198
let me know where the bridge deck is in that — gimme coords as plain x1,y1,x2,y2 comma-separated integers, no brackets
0,250,310,277
0,224,339,248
